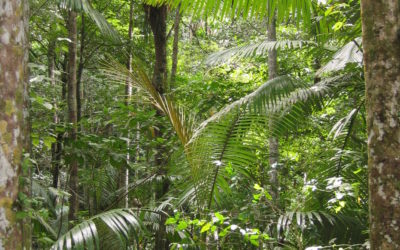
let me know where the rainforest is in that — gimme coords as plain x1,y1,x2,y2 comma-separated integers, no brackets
0,0,399,249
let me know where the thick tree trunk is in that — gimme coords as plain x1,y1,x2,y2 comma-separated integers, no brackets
147,5,168,93
360,1,400,249
146,4,169,250
0,0,29,248
170,6,181,85
267,16,279,201
67,10,79,225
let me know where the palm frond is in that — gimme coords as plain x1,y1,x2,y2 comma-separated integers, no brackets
206,40,316,65
144,0,314,27
57,0,119,41
316,38,362,76
102,57,194,147
51,208,143,250
187,76,310,208
329,108,360,141
277,211,365,243
269,75,346,137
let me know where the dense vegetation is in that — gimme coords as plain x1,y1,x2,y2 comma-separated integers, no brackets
0,0,399,249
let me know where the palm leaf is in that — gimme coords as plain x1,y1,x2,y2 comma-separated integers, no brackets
144,0,314,28
186,76,311,208
51,209,144,250
102,57,194,147
316,38,362,76
57,0,119,41
206,40,317,65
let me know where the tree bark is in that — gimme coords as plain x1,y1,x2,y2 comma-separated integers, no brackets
146,4,169,250
147,4,168,93
170,5,181,85
77,13,85,124
67,10,79,225
360,1,400,249
48,39,62,192
267,16,279,202
0,0,29,248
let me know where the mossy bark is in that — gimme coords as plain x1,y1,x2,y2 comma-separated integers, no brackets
360,0,400,248
0,0,29,249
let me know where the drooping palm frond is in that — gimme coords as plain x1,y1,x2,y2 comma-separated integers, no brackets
277,210,365,244
145,0,314,28
206,40,317,65
102,57,194,147
269,74,349,137
316,38,362,76
186,77,317,208
51,208,143,250
189,73,358,207
57,0,119,41
190,76,306,139
278,211,334,234
329,108,360,141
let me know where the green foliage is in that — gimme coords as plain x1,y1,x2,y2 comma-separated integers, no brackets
51,209,143,249
145,0,315,27
57,0,119,40
27,0,369,249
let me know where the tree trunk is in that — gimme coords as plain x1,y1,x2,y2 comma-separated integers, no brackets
48,39,62,192
119,0,134,208
267,16,279,202
170,5,181,85
147,4,168,93
0,0,29,248
67,10,79,225
77,13,85,124
146,4,169,250
360,1,400,249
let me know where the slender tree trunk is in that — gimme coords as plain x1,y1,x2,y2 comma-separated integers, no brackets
77,13,85,124
21,1,31,246
360,1,400,249
67,10,79,225
119,0,134,208
267,16,279,201
0,0,29,248
61,53,68,101
48,39,62,192
146,4,169,250
170,5,181,85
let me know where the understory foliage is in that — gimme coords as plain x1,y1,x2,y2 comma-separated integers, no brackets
26,0,369,249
